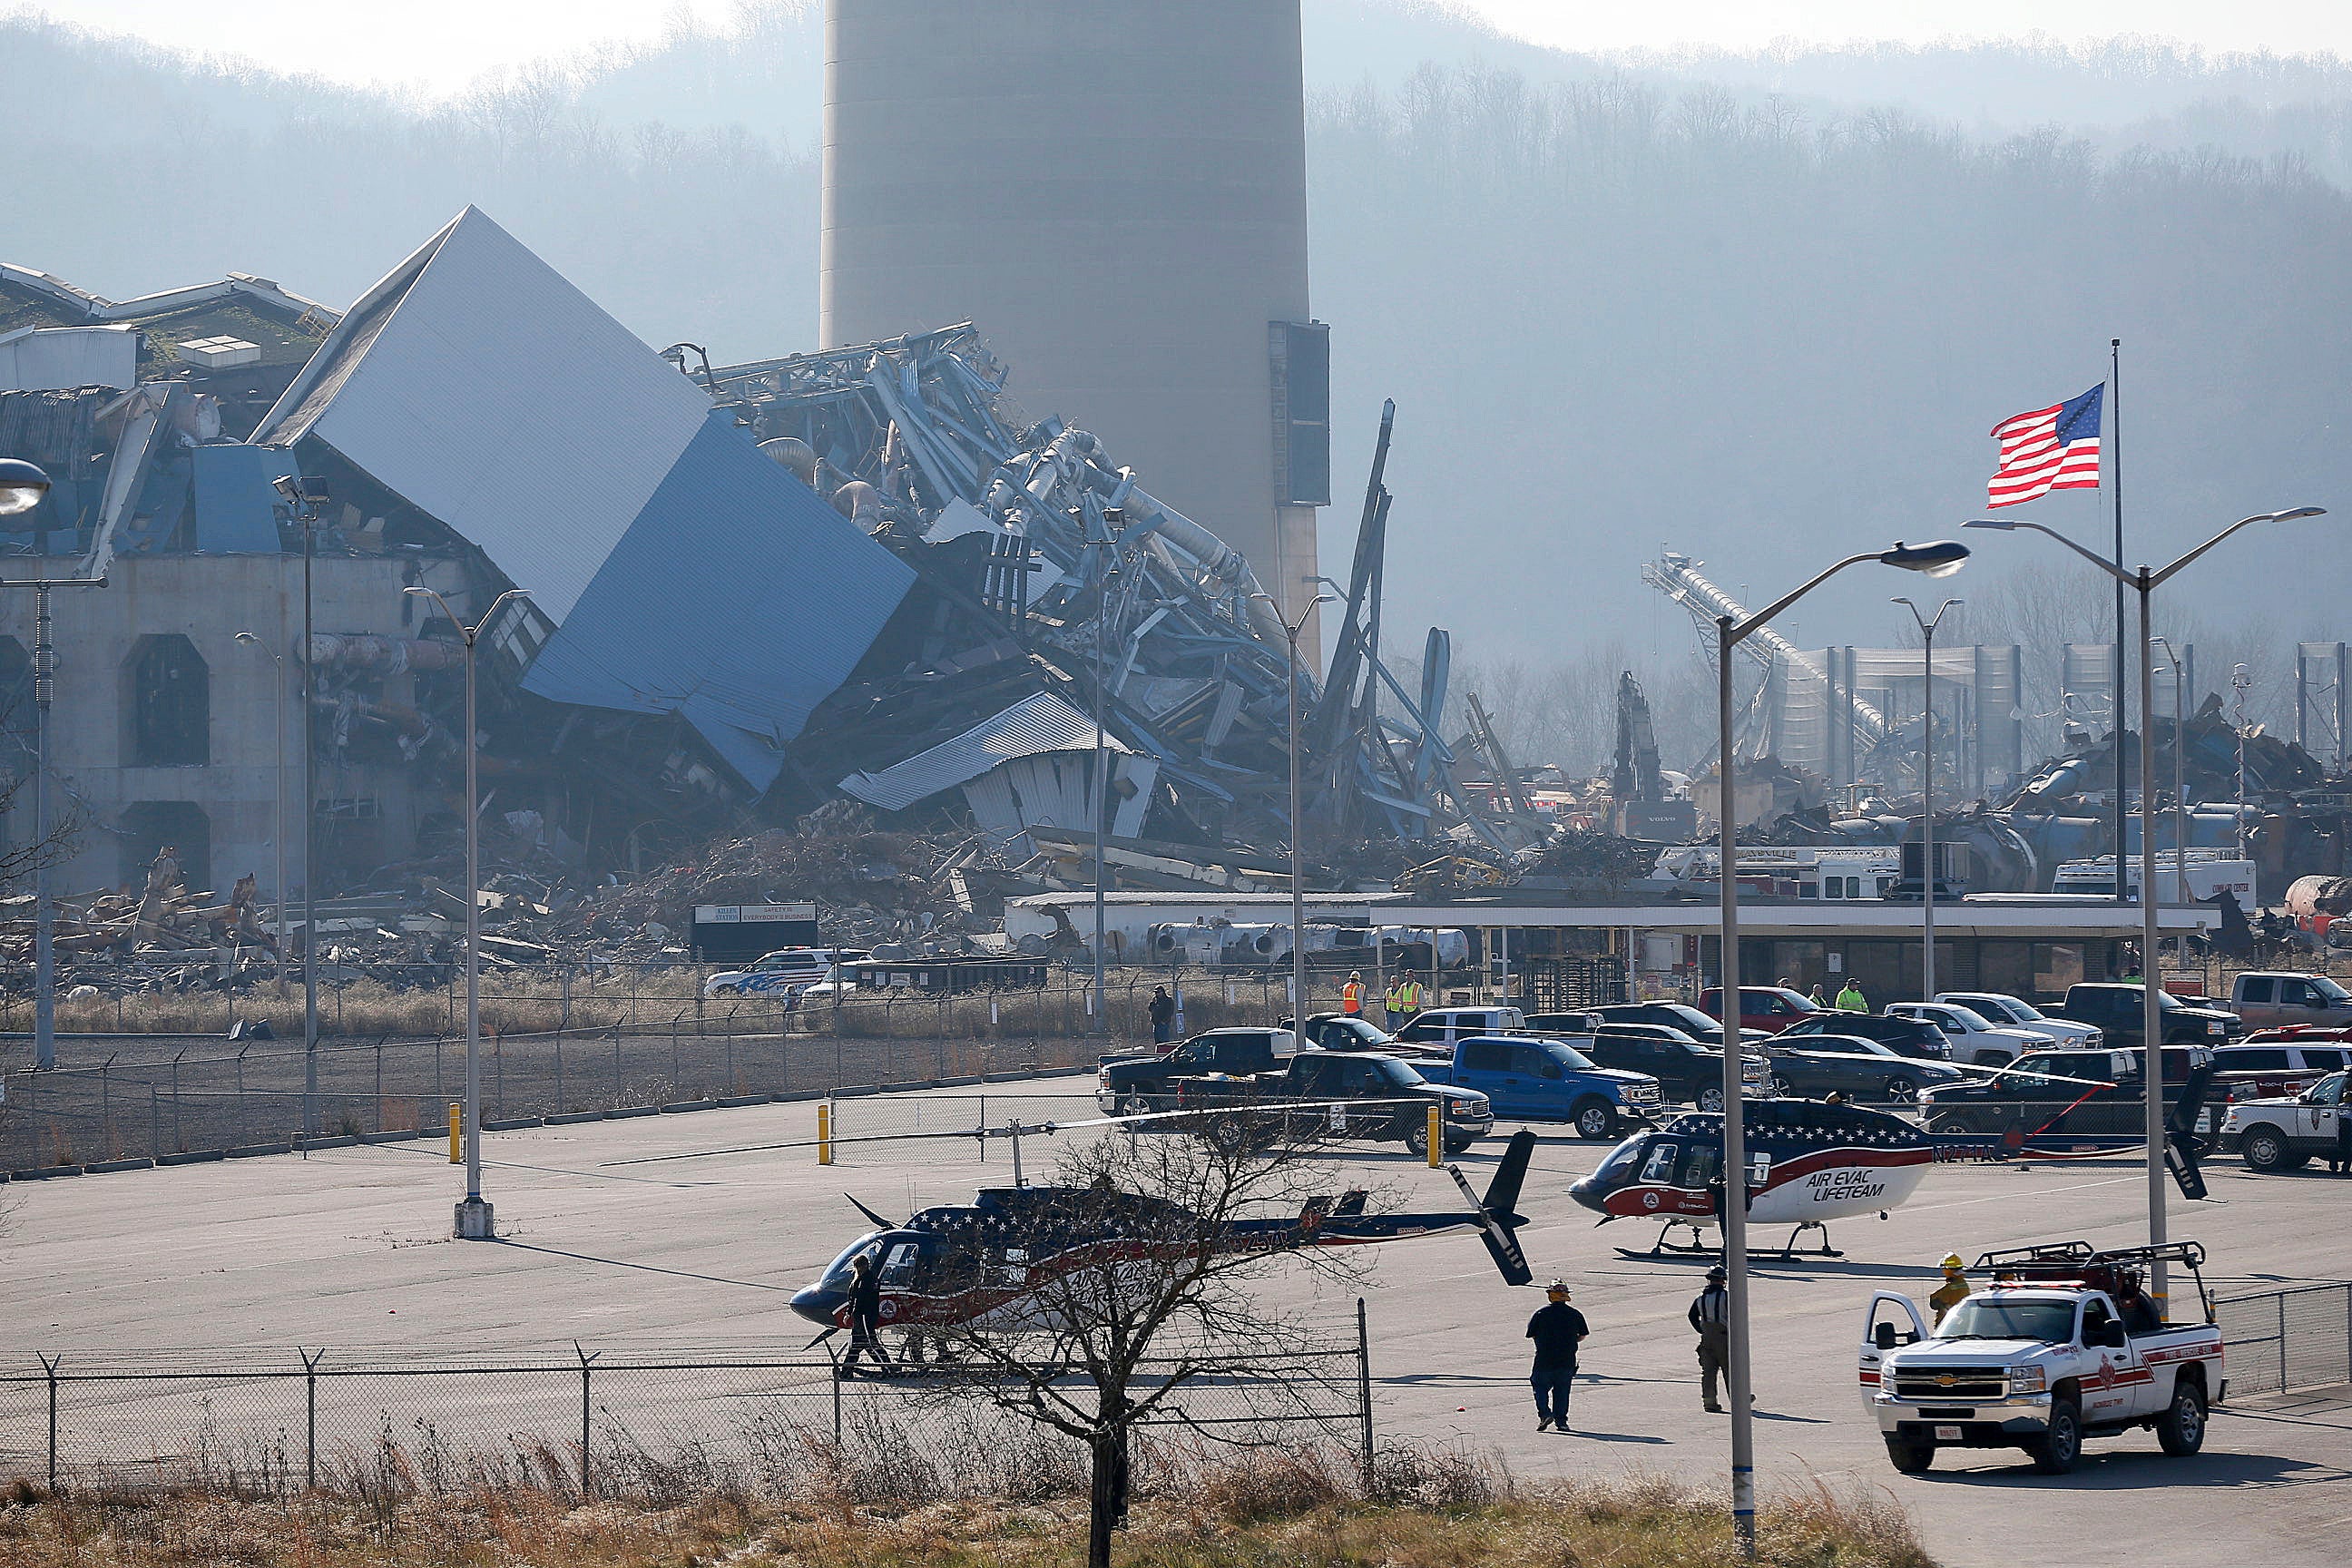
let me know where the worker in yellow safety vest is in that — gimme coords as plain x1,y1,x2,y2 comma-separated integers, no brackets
1340,972,1366,1015
1929,1254,1973,1324
1396,976,1425,1018
1384,979,1406,1029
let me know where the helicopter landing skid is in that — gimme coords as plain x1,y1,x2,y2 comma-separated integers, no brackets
1620,1218,1717,1258
1777,1220,1843,1259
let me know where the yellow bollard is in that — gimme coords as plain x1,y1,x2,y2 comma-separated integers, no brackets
448,1102,463,1164
1426,1104,1442,1168
818,1101,833,1166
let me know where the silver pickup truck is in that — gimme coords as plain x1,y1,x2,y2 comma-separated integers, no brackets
1860,1240,2224,1475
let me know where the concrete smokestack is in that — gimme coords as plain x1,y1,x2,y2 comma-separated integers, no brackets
821,0,1322,613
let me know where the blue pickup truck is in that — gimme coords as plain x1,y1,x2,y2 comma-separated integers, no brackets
1402,1034,1664,1140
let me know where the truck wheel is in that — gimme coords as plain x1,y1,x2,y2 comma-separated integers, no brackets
1116,1093,1154,1118
1573,1098,1619,1141
1403,1120,1433,1159
1766,1075,1795,1097
2156,1376,2208,1455
1206,1117,1253,1154
2026,1396,2082,1475
1698,1086,1727,1112
1884,1075,1921,1103
2242,1128,2291,1172
1884,1437,1936,1474
1974,1050,2012,1069
1442,1132,1480,1156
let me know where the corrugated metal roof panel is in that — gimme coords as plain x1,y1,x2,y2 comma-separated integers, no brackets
250,207,710,622
189,444,286,553
838,691,1134,812
521,409,916,770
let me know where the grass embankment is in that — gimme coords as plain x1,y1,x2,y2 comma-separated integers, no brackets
0,1467,1934,1568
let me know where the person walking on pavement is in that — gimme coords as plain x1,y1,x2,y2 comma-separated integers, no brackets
1341,971,1366,1016
1690,1264,1731,1411
1527,1279,1590,1431
1929,1254,1973,1325
842,1251,893,1375
1149,985,1175,1047
1835,979,1867,1013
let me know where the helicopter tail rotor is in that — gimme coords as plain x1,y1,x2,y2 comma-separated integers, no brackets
1446,1129,1535,1287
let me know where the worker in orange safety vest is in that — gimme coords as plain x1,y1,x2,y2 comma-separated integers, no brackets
1340,972,1366,1015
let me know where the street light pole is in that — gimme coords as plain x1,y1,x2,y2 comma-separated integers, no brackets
234,632,291,996
1255,590,1337,1034
1715,540,1969,1561
2232,666,2252,861
407,584,532,1240
1968,506,2324,1310
0,458,104,1074
270,476,324,1132
2153,638,2189,910
1086,508,1128,1035
1895,598,1962,1001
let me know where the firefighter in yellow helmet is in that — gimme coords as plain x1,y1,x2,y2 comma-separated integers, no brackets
1929,1254,1973,1325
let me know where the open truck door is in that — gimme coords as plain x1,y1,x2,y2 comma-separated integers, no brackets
1859,1290,1928,1403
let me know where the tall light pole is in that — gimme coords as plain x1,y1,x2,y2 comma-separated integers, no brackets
270,475,324,1132
1254,590,1337,1034
2152,637,2189,909
2231,665,2253,862
1894,598,1962,1000
1716,539,1969,1559
1968,506,2324,1311
406,583,533,1240
0,458,106,1073
234,632,291,995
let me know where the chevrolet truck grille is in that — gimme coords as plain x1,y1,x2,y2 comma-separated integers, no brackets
1892,1368,2007,1400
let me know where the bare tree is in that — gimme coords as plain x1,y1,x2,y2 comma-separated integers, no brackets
906,1127,1385,1568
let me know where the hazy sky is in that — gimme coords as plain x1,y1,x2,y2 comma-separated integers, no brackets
29,0,2352,96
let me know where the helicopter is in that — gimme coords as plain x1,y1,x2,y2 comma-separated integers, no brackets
1569,1073,2216,1259
785,1128,1539,1337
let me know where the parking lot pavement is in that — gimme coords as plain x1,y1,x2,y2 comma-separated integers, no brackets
8,1095,2352,1567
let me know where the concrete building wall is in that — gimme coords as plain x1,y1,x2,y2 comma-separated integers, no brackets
0,555,422,902
820,0,1320,612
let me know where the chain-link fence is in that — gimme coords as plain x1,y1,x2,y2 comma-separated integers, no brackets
2216,1281,2352,1397
0,1326,1374,1502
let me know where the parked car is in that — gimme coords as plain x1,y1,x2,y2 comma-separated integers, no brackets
1933,991,2102,1049
1171,1050,1493,1157
1392,1006,1524,1044
1884,1002,2046,1067
2221,1070,2347,1171
2053,983,2239,1047
1405,1034,1664,1138
1920,1045,2218,1139
1522,1010,1602,1035
1582,1023,1766,1110
1762,1034,1969,1103
1289,1014,1399,1052
2230,971,2352,1032
1593,1001,1765,1047
2210,1040,2352,1102
1699,985,1829,1034
1096,1027,1299,1113
703,947,867,998
1777,1012,1954,1061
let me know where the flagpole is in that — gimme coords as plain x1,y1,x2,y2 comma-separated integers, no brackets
2110,338,2128,908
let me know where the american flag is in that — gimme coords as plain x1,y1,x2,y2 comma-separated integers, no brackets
1986,384,2103,507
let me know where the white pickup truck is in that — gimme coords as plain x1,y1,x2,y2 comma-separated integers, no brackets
1860,1240,2224,1475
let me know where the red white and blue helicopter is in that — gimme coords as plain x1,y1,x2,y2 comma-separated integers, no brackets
1570,1078,2216,1259
785,1128,1538,1336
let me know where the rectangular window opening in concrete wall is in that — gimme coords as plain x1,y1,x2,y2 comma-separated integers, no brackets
127,633,211,766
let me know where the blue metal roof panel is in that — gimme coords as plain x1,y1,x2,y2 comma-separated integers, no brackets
838,691,1133,812
521,409,916,779
189,444,286,554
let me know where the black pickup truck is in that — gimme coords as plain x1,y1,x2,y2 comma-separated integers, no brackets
2053,984,2239,1047
1172,1050,1494,1157
1096,1028,1299,1113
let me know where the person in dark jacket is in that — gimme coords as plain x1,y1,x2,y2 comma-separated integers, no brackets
1525,1279,1590,1431
1149,985,1176,1046
842,1251,892,1374
1690,1264,1730,1411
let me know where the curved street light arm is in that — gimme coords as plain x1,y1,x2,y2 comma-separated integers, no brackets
1728,552,1882,645
2149,507,2327,591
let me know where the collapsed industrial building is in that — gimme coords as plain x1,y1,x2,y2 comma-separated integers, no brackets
0,208,1536,973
